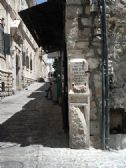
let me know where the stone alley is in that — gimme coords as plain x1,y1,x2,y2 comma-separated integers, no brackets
0,82,126,168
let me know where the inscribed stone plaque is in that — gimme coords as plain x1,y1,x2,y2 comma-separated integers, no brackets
70,59,88,86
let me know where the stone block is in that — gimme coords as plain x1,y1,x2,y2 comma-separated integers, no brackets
92,41,101,48
4,87,7,91
97,48,102,55
69,105,90,149
78,28,91,39
90,136,101,148
95,88,102,97
76,41,89,49
85,6,90,15
93,74,102,89
81,17,92,27
90,101,97,120
90,121,100,136
66,20,79,49
66,6,83,19
67,50,84,58
8,92,12,96
69,93,89,103
67,0,82,5
109,134,126,150
87,58,99,69
85,48,95,57
66,19,74,34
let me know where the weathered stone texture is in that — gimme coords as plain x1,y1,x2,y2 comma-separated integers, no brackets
66,0,82,5
0,71,13,96
87,58,99,70
66,6,83,19
107,0,126,111
66,1,101,148
109,134,126,150
0,0,48,96
69,106,89,148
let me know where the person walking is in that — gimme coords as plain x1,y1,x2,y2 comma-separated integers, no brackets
45,82,53,99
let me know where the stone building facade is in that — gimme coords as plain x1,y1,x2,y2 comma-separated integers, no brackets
0,0,47,96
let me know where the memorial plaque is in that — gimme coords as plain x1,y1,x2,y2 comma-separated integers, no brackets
70,59,88,86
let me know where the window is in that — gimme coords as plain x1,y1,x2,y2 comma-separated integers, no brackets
26,56,29,69
0,24,4,55
22,50,26,66
0,24,10,56
26,48,29,69
110,108,126,134
30,59,32,70
30,53,32,71
1,82,5,92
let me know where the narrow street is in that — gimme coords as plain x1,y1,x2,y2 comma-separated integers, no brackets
0,82,126,168
0,82,68,147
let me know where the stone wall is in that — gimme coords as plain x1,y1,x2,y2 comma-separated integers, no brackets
0,71,13,96
66,0,102,148
107,0,126,109
0,0,47,96
0,2,13,97
106,0,126,149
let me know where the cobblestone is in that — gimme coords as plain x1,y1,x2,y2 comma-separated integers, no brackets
0,82,126,167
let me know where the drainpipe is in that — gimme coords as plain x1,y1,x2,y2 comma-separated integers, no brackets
100,0,109,149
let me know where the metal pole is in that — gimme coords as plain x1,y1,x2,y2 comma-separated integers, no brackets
101,0,109,149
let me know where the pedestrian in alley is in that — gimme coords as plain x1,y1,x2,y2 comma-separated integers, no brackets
45,82,53,99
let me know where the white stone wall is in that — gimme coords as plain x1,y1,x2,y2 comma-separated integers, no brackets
0,2,13,95
0,0,47,94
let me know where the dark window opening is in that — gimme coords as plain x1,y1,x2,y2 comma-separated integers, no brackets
1,82,5,92
0,25,5,55
110,108,126,134
26,56,29,69
22,51,26,66
16,55,20,74
30,59,32,70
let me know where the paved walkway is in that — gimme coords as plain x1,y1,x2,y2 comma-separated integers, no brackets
0,82,68,147
0,82,126,168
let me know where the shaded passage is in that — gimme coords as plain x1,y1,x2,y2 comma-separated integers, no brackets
0,83,68,148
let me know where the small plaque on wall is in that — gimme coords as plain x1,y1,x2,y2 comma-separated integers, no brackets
70,58,88,86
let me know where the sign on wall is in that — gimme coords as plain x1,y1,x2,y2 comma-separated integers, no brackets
70,59,88,86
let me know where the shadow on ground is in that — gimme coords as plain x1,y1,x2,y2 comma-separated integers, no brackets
0,83,68,148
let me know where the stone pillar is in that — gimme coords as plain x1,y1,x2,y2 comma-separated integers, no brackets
66,0,101,148
66,0,90,148
68,59,90,148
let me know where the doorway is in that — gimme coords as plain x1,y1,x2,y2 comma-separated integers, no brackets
16,54,20,90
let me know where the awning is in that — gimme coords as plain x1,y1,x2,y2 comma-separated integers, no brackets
19,2,64,53
48,51,60,59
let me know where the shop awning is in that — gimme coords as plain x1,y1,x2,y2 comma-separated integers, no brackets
19,2,64,53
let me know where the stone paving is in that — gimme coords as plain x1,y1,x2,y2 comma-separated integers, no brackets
0,82,126,168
